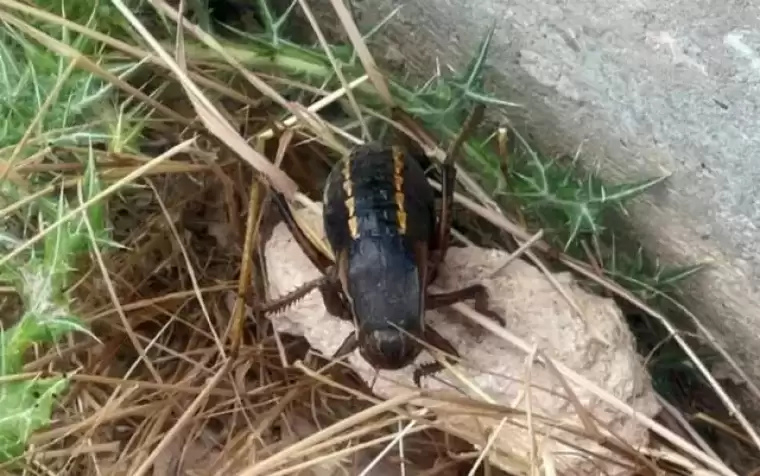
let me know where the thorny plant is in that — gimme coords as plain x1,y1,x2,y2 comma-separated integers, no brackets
0,1,141,464
0,0,739,469
0,155,109,464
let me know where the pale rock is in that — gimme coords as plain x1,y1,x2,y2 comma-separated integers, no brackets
263,207,660,475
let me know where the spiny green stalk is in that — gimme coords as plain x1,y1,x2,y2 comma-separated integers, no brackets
0,17,135,155
32,0,142,45
0,2,125,465
0,155,109,465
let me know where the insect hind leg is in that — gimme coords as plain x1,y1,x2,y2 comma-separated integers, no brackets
255,274,329,316
258,191,351,320
426,283,505,326
432,104,486,275
269,191,334,275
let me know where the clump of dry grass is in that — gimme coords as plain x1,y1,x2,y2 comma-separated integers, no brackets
0,0,758,474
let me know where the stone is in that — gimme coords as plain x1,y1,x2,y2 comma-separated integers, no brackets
263,206,660,475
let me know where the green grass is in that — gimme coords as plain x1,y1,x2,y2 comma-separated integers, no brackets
0,0,136,464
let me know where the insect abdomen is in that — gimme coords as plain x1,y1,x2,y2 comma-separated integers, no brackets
345,235,421,330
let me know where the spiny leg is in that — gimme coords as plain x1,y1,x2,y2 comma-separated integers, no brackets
256,259,353,324
257,191,351,319
426,283,505,326
255,274,330,315
263,191,365,380
413,326,461,387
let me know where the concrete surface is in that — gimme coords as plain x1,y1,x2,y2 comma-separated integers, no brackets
313,1,760,393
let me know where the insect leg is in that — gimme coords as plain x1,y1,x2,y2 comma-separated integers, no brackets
257,262,353,323
258,191,351,317
269,190,334,275
255,274,331,315
426,283,505,326
431,104,486,273
319,273,352,321
443,103,486,167
332,331,359,360
390,106,440,155
413,326,460,387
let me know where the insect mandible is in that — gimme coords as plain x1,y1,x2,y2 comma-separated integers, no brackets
258,105,505,385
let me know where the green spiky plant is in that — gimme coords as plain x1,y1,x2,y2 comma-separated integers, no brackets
0,0,141,464
182,1,676,257
0,160,109,464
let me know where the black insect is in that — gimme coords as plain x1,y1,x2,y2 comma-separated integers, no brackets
259,106,504,385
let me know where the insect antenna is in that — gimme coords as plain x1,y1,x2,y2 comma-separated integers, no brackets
369,367,380,389
443,103,486,165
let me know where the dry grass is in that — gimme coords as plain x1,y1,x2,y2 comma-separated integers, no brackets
1,0,757,474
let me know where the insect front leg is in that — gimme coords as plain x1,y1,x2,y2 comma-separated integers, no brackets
332,331,359,361
413,326,461,387
426,283,505,326
319,281,359,365
264,191,363,369
321,261,360,361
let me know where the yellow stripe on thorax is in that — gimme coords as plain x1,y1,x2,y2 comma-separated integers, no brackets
341,156,359,239
391,146,407,234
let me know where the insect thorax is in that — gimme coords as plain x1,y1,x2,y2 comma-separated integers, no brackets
322,144,436,255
